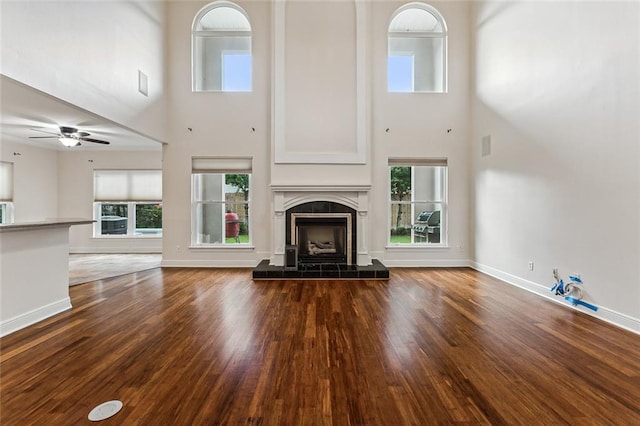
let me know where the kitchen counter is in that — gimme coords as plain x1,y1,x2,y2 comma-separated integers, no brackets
0,218,93,336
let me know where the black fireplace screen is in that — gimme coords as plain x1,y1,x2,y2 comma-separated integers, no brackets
296,221,347,263
286,201,356,265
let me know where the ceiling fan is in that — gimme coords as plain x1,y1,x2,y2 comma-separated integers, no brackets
29,126,110,147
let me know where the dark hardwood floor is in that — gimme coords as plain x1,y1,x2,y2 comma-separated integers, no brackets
1,267,639,424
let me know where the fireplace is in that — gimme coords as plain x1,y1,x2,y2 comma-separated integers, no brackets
286,202,356,266
252,186,388,279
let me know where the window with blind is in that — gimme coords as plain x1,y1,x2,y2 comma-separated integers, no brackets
191,157,251,246
93,170,162,237
0,161,14,224
389,158,447,245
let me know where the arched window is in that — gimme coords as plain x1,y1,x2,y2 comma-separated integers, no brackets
192,1,252,92
388,3,447,93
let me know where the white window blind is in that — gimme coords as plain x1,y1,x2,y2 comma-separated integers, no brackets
94,170,162,202
192,157,252,173
0,161,14,202
389,158,448,167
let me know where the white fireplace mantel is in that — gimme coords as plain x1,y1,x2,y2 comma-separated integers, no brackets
270,184,371,192
270,185,372,266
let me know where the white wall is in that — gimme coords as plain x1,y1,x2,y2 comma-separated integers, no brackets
58,150,163,253
471,1,640,331
0,1,168,142
160,0,472,267
282,1,358,159
272,0,369,169
371,0,472,266
0,140,58,222
162,0,272,266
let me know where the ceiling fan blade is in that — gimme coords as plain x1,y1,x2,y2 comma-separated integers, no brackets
80,137,110,145
29,136,60,139
59,126,79,135
30,128,61,136
76,131,90,137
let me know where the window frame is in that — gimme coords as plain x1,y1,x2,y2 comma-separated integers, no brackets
388,159,448,247
190,159,252,248
0,202,14,224
93,169,162,238
387,2,448,94
93,202,163,238
0,161,14,224
192,1,252,92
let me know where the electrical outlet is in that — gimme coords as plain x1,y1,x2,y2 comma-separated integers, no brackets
528,261,534,271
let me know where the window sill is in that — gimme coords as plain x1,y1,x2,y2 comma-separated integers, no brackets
192,89,252,93
386,244,449,250
387,90,448,94
93,235,162,239
189,244,255,251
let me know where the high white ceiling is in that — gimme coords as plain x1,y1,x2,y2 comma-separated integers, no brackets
0,75,163,152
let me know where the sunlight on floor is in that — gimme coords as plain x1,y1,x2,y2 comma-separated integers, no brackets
68,253,161,286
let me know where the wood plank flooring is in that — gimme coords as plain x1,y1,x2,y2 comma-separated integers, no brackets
1,268,639,425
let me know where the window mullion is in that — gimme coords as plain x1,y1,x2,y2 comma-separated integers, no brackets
129,202,135,235
195,30,250,37
389,32,445,38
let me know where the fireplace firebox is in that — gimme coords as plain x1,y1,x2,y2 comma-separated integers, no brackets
292,213,351,265
286,202,357,266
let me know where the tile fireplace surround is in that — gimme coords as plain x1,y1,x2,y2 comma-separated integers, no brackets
252,185,389,280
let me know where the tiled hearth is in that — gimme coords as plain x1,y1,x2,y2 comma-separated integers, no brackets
252,259,389,280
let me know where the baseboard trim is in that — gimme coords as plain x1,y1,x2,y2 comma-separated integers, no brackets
382,259,472,268
1,298,72,337
70,247,162,254
161,260,258,268
470,262,640,335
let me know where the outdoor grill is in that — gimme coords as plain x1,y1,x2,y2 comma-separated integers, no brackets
412,210,440,243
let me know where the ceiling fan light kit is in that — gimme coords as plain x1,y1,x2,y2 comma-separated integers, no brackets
59,137,80,147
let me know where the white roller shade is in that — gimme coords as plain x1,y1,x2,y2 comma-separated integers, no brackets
388,158,448,167
192,157,252,173
94,170,162,202
0,161,14,202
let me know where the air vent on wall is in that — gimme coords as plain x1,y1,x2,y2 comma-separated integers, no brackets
482,135,491,157
138,70,148,97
